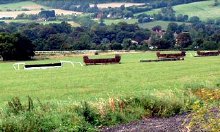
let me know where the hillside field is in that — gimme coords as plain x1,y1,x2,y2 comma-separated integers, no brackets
0,1,48,11
0,1,82,18
103,19,190,31
136,0,220,21
3,19,81,27
0,52,220,107
104,18,138,25
90,2,145,8
138,21,191,30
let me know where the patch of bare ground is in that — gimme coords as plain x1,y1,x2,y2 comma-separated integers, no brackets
101,88,220,132
101,114,189,132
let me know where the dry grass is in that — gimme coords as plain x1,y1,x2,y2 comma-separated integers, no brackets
0,9,82,18
0,10,39,18
53,9,82,15
21,4,44,10
90,2,145,9
193,88,220,102
0,1,82,18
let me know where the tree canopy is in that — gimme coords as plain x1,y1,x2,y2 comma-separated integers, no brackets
0,33,35,61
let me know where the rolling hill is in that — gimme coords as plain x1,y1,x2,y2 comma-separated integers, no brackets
138,21,190,30
0,1,82,18
0,1,82,26
136,0,220,21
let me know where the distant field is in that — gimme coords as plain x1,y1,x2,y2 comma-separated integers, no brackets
0,52,220,107
103,19,191,30
139,21,191,30
0,1,48,11
0,9,82,19
174,0,220,21
104,18,138,25
136,0,220,21
0,1,82,18
3,19,80,27
90,2,145,9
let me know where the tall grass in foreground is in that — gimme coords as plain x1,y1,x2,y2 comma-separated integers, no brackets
0,85,220,131
0,92,193,131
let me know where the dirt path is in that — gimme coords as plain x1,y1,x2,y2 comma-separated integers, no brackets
101,114,189,132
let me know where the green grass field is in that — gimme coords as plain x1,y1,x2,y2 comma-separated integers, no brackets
138,21,190,30
0,52,220,107
1,52,220,130
3,20,80,27
136,0,220,21
0,1,49,11
104,19,138,25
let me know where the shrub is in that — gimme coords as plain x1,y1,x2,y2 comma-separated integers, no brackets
183,88,220,131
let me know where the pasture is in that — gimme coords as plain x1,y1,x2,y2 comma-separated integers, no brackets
137,0,220,21
3,19,80,27
0,1,48,11
103,18,138,25
0,1,82,19
138,21,190,30
0,51,220,107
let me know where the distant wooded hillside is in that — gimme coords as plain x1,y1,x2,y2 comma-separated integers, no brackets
0,0,204,4
36,0,203,13
37,0,202,4
1,0,203,5
0,0,28,4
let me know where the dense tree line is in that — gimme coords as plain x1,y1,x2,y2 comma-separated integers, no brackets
150,22,220,50
0,22,150,52
0,33,35,61
1,20,220,60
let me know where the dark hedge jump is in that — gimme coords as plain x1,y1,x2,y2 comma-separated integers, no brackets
83,55,121,65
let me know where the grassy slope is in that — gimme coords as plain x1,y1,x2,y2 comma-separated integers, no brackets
0,52,220,107
104,18,138,25
103,19,189,30
3,20,80,27
138,21,190,30
0,1,49,11
136,0,220,21
0,1,81,26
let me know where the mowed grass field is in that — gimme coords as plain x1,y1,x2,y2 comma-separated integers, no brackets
138,21,191,30
0,52,220,108
138,0,220,21
3,20,81,27
103,18,138,25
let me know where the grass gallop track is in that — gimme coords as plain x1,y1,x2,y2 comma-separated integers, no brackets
0,52,220,106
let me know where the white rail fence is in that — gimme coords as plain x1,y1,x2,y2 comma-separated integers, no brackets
34,50,134,55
